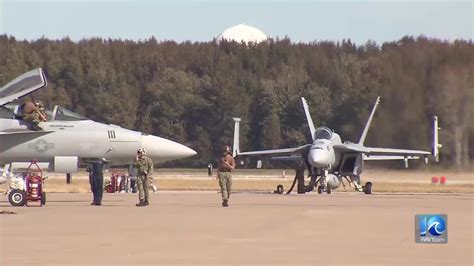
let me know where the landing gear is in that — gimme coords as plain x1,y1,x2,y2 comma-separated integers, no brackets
364,182,373,194
8,189,27,206
275,184,284,194
41,191,47,205
317,185,323,194
326,186,332,194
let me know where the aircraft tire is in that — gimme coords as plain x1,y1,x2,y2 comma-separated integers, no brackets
364,182,373,194
8,189,27,206
326,186,332,194
276,184,284,194
41,192,46,205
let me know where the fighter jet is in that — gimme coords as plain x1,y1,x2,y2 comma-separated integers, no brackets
0,68,197,182
232,97,441,194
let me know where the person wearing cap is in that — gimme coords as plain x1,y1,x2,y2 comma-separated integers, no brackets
135,148,153,207
217,145,235,207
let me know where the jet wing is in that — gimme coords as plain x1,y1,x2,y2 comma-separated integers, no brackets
238,144,311,156
270,155,303,161
0,129,54,135
363,155,420,160
0,68,47,107
334,143,431,156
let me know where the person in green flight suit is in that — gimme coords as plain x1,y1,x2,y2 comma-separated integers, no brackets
135,148,154,207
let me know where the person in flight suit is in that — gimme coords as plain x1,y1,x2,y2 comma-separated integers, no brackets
135,148,154,207
22,101,45,131
217,145,235,207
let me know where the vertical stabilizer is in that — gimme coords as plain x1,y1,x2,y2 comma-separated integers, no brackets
432,116,442,162
301,97,317,140
232,118,241,157
359,96,381,145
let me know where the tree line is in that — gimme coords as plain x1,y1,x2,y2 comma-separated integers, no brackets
0,35,472,169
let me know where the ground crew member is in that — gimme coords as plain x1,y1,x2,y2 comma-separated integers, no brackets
88,159,106,206
217,145,235,207
135,148,153,207
128,164,138,193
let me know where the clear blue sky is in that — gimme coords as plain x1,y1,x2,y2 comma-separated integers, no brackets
1,0,472,44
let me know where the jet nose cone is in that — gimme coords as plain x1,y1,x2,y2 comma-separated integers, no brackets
308,149,330,168
141,135,197,162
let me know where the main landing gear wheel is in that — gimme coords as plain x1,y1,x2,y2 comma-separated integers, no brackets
8,189,27,207
275,184,284,194
317,186,323,194
364,182,373,194
326,186,332,194
41,192,47,205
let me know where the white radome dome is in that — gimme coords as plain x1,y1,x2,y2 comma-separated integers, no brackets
217,24,268,44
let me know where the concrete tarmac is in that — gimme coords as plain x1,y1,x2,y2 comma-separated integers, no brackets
1,191,473,265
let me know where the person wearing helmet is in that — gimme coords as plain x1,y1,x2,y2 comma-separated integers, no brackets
22,101,43,131
217,145,235,207
135,148,154,207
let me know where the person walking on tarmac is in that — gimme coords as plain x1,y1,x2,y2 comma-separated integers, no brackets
135,148,153,207
88,159,106,206
217,145,235,207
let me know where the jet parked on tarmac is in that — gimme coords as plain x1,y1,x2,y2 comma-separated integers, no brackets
232,97,441,194
0,68,197,183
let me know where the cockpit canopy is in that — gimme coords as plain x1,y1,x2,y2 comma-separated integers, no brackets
314,127,332,140
50,105,87,121
8,104,88,121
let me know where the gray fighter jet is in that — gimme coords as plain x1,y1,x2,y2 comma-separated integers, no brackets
0,68,196,183
232,97,441,194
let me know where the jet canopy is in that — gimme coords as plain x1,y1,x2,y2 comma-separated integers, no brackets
314,127,332,140
51,105,87,121
0,68,47,107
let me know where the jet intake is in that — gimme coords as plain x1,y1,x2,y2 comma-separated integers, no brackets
52,156,78,173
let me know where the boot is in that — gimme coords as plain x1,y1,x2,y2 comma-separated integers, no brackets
144,199,149,206
136,200,146,207
222,199,228,207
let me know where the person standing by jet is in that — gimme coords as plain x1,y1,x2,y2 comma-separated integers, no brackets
217,145,235,207
135,148,153,207
88,159,106,206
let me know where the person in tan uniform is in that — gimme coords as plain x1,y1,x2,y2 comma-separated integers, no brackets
22,101,46,131
217,145,235,207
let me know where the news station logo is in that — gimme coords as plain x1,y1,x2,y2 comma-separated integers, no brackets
415,214,447,243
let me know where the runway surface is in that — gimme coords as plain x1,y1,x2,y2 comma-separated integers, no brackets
1,191,473,265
